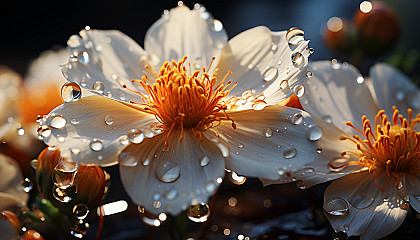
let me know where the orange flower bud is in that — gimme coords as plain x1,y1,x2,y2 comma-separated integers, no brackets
323,17,355,55
21,230,45,240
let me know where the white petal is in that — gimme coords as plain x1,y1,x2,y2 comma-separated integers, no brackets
0,154,28,203
119,130,225,216
39,95,158,166
0,67,21,138
300,61,379,133
324,171,408,240
204,105,318,181
370,63,420,116
62,29,150,103
145,5,227,70
261,116,365,188
216,26,311,105
405,173,420,213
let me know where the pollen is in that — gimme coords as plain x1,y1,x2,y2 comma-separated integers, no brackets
330,106,420,190
125,56,237,144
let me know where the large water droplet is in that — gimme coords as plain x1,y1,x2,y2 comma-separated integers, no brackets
21,178,33,192
119,153,138,167
48,115,66,129
90,139,103,151
155,162,180,183
263,67,278,82
306,125,323,141
199,155,209,167
164,188,178,200
104,115,114,125
61,82,82,102
187,203,210,223
76,51,90,64
73,204,89,220
264,128,273,137
283,147,297,159
286,27,305,45
291,52,304,67
53,168,76,188
92,81,105,94
53,184,77,203
324,197,349,216
292,113,303,125
127,129,144,144
349,193,374,209
211,19,223,32
294,85,305,97
38,125,51,138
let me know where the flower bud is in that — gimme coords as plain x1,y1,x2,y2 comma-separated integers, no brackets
323,17,355,55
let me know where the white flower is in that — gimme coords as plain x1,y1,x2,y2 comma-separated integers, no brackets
268,60,420,239
39,4,315,216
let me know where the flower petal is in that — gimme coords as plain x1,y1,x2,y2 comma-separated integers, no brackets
39,95,158,166
119,130,225,216
324,171,408,240
0,193,25,240
0,66,21,138
405,173,420,213
204,105,318,181
370,63,420,116
0,154,28,203
300,61,379,133
145,5,227,71
62,29,150,103
216,26,311,105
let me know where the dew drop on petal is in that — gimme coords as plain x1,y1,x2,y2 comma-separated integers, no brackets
92,81,105,94
306,71,312,78
119,153,138,167
316,146,322,154
199,155,209,167
38,125,51,138
164,189,178,200
296,180,306,189
286,27,305,45
104,115,114,125
67,35,82,48
53,168,76,188
30,159,37,169
73,204,89,220
127,129,144,144
356,76,364,84
21,178,33,192
306,125,323,141
211,19,223,32
61,82,82,102
291,52,304,67
120,136,129,145
89,139,103,151
70,220,89,239
155,162,180,183
349,193,374,209
264,128,273,137
294,85,305,97
324,197,349,216
77,51,90,64
263,67,278,82
322,115,333,124
53,185,77,203
283,147,297,159
292,113,303,125
48,115,67,129
279,80,288,90
142,157,150,166
187,203,210,223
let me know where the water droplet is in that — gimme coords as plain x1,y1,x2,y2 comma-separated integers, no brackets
127,129,144,144
271,43,278,52
53,168,76,188
322,115,333,123
57,135,65,142
262,67,278,82
395,89,405,101
349,193,374,209
89,139,103,151
292,113,303,124
316,146,322,154
142,157,150,166
286,27,305,45
53,184,77,203
48,115,66,129
264,128,273,137
61,82,82,102
283,147,297,159
205,182,217,192
291,52,304,67
92,81,105,94
211,19,223,32
332,231,348,240
306,71,312,78
279,80,288,90
294,85,305,97
324,197,349,216
67,35,82,48
296,180,306,189
119,136,129,145
356,76,364,84
187,203,210,223
70,118,79,125
77,51,90,64
308,48,315,54
30,159,37,169
199,155,209,167
73,204,89,219
155,162,180,183
119,153,138,167
70,220,89,239
306,125,323,141
21,178,33,192
104,115,114,125
230,171,246,185
216,143,230,157
164,189,178,200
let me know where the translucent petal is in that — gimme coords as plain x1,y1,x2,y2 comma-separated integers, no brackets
216,26,311,105
0,67,21,138
62,29,150,103
39,95,158,166
145,5,228,71
300,61,379,134
405,173,420,213
0,154,28,203
324,171,408,240
119,130,225,216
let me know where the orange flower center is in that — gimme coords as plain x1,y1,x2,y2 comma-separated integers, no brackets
331,107,420,190
124,56,237,144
